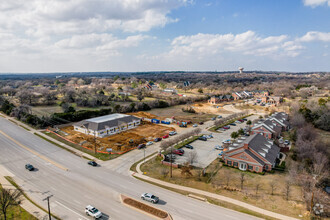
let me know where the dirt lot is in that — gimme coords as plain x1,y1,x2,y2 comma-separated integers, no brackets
147,104,217,124
60,123,174,153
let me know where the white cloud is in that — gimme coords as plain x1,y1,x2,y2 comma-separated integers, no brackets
168,31,302,57
299,31,330,42
303,0,330,7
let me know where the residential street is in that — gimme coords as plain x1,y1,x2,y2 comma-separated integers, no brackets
0,116,258,220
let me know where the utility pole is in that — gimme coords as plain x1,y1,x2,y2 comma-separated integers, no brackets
170,145,173,178
94,131,97,155
43,195,53,220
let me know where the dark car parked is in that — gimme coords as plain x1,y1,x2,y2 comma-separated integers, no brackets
88,161,98,167
229,123,236,126
199,122,204,125
185,144,194,149
198,136,207,141
138,144,146,149
223,125,230,129
25,164,35,171
154,137,162,142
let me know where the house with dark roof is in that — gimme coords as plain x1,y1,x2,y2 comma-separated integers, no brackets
208,95,233,104
222,134,280,172
251,112,289,138
73,114,141,138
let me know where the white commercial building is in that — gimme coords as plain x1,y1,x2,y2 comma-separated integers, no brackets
73,114,141,138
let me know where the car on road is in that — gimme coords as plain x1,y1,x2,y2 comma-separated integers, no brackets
199,122,204,125
146,141,153,146
25,164,35,171
242,118,247,121
154,137,162,142
169,131,177,136
88,161,98,167
211,117,216,121
141,193,159,204
172,149,184,156
185,144,194,149
215,145,224,150
223,125,230,129
163,134,169,139
137,144,146,149
198,136,207,141
229,123,236,126
217,115,222,118
193,124,198,127
85,205,102,219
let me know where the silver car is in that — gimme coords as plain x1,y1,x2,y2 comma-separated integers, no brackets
141,193,159,203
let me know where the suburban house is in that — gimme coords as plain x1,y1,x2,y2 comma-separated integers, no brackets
268,112,289,131
208,95,233,104
252,90,270,97
222,134,280,172
144,81,158,90
261,96,283,106
73,114,141,138
232,91,253,100
163,88,177,94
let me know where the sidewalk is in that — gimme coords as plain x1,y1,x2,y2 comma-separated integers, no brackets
134,156,299,220
0,113,98,162
0,175,47,219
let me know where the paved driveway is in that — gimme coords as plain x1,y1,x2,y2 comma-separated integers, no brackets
175,115,259,168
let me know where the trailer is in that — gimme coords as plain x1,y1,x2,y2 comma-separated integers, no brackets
151,119,160,124
161,120,170,125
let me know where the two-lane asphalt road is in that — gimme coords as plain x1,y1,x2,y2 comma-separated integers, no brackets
0,117,258,220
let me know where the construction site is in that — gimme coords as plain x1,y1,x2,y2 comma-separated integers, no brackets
56,112,174,154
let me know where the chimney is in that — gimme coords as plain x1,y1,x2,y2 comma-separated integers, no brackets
243,143,249,149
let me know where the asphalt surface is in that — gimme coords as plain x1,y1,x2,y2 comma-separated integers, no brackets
0,117,258,220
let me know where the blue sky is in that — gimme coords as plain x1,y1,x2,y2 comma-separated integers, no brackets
0,0,329,73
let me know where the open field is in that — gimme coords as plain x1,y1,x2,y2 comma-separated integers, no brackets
59,122,174,153
147,104,217,123
141,157,307,219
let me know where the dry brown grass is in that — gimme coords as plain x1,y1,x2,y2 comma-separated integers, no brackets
141,157,308,219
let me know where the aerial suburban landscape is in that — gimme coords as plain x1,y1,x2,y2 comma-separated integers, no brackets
0,1,329,220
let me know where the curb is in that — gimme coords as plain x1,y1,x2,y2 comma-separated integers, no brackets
120,194,172,220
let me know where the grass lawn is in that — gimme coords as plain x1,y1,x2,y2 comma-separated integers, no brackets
140,156,307,219
0,185,37,220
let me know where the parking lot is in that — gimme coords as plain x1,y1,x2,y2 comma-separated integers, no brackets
174,115,259,168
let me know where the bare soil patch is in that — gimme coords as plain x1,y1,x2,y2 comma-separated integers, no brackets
60,123,174,153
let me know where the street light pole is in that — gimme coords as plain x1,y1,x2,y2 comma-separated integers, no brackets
43,195,53,220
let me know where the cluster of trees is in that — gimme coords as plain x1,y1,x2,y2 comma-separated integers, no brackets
0,187,22,220
288,110,329,213
297,99,330,131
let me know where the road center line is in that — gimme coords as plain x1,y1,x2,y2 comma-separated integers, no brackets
0,130,69,171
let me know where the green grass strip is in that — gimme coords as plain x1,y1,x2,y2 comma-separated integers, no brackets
5,176,61,220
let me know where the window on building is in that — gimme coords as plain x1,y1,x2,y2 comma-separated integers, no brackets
265,165,268,170
256,167,259,172
233,162,238,167
227,161,232,165
248,165,253,170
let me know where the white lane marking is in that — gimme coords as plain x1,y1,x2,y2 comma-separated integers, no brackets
55,201,88,220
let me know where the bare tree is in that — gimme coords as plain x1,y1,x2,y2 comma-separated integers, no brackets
239,173,246,190
284,180,292,201
0,188,22,220
255,183,261,196
186,150,198,165
160,167,169,178
224,170,231,186
269,180,277,195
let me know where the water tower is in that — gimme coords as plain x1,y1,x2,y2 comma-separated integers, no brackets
239,67,244,73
